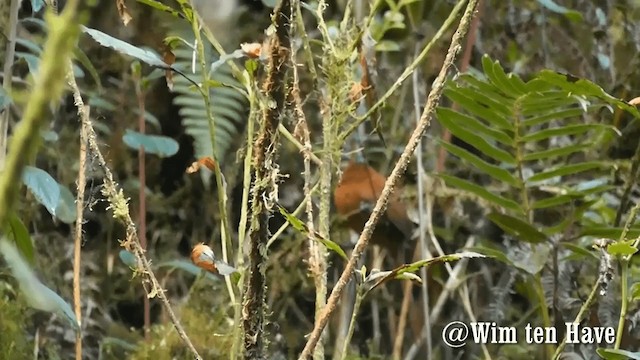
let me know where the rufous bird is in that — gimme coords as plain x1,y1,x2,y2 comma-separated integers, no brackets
190,243,237,276
333,161,414,252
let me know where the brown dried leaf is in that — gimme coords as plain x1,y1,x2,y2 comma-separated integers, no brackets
116,0,133,26
186,157,217,173
163,48,176,91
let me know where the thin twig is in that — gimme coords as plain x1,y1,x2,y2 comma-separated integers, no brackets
71,94,87,360
133,67,151,340
298,1,479,357
67,61,203,360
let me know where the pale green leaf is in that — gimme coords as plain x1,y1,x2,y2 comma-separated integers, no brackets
437,174,521,211
122,130,179,157
439,141,517,185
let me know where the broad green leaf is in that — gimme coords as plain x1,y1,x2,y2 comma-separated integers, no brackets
483,56,526,96
487,213,547,243
437,174,521,212
22,166,61,218
122,130,179,157
444,87,511,129
521,124,610,142
526,162,603,183
0,239,79,331
596,348,640,360
119,250,137,268
82,27,169,68
16,52,40,75
438,108,513,145
580,227,640,240
7,212,34,265
536,0,583,21
523,143,591,162
277,204,348,260
54,184,77,224
531,194,578,209
439,141,517,185
632,283,640,301
606,240,638,257
437,114,516,164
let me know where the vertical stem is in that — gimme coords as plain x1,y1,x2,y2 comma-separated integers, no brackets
338,286,364,360
614,261,628,349
71,94,87,360
134,74,150,339
0,0,20,170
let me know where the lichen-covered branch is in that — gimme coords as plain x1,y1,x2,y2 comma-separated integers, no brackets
242,0,291,358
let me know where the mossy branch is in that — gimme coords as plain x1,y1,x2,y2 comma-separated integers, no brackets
243,0,291,358
298,0,480,357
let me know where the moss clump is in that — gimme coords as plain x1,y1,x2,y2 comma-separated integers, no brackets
0,282,32,359
130,281,235,360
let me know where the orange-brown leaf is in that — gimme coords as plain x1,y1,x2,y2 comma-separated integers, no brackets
241,42,262,59
186,157,217,173
116,0,133,26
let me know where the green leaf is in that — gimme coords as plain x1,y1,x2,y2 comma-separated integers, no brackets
521,124,612,142
0,239,80,331
261,0,278,7
16,52,40,75
136,0,183,17
437,112,516,164
526,162,604,183
580,227,640,240
73,47,103,89
466,246,511,266
596,348,640,360
82,26,169,68
536,71,640,119
453,86,513,118
437,174,522,212
54,185,77,224
606,240,638,257
531,194,579,209
119,250,137,268
444,87,511,129
22,166,61,218
523,143,591,162
439,141,517,185
438,108,513,145
510,243,551,275
482,56,526,96
6,213,34,265
122,130,179,157
487,213,547,243
522,106,601,127
536,0,583,21
31,0,45,12
277,204,348,260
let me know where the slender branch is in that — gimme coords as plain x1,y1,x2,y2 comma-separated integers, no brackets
298,1,479,357
243,0,291,357
71,89,87,360
133,70,151,340
67,58,203,360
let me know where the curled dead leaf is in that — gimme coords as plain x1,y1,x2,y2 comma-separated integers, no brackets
116,0,133,26
186,157,217,173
